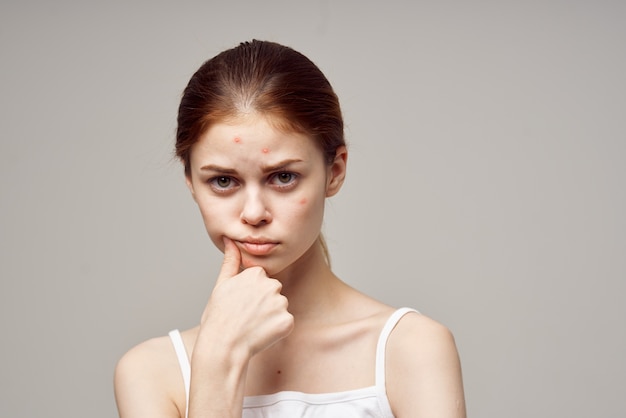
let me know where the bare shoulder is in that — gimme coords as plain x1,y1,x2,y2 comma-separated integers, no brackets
389,311,458,357
386,312,466,418
114,334,186,418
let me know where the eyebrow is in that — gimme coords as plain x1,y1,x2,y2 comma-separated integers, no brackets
199,164,237,174
200,158,304,174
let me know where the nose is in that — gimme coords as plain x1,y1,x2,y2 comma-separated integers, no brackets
240,188,272,226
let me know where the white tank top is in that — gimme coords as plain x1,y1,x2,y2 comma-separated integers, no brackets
169,307,418,418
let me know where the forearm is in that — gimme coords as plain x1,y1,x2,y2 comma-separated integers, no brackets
186,240,293,417
188,338,250,418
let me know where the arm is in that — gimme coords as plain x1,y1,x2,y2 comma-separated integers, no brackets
114,238,293,418
386,313,466,418
114,330,252,418
186,337,249,418
114,238,292,418
187,238,293,417
114,339,184,418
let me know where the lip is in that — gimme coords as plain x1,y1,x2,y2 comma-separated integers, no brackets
237,238,279,256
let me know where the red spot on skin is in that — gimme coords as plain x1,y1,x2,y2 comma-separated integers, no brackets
233,137,241,143
299,198,307,205
262,148,270,153
277,370,281,374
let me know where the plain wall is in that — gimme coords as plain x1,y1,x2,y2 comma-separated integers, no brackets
1,1,624,417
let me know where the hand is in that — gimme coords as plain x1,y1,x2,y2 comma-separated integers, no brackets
199,237,294,358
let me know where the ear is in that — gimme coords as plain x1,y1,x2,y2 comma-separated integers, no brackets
326,146,348,197
185,173,197,202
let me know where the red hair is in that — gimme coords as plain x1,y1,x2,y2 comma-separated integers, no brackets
175,40,345,175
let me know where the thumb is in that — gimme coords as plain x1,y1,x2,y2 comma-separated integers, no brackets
216,237,241,285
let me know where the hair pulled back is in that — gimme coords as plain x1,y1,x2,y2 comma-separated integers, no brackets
175,40,345,175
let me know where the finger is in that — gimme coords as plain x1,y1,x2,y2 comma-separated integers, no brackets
216,237,241,285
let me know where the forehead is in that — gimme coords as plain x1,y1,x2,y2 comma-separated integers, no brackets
190,115,322,168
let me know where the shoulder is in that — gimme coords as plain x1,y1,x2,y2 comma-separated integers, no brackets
115,334,179,383
114,333,186,418
386,311,466,418
388,310,457,357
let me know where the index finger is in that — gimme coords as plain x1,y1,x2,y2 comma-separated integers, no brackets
216,237,242,285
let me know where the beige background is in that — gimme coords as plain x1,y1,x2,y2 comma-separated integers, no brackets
1,1,624,417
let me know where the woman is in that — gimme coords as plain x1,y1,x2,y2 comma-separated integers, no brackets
114,40,466,418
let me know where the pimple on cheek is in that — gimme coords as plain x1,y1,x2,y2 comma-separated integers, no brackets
261,148,270,154
233,137,241,143
299,198,308,205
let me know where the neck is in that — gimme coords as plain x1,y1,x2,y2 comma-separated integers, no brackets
274,240,345,322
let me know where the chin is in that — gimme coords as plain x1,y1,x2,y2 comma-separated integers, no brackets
242,255,297,278
241,256,278,273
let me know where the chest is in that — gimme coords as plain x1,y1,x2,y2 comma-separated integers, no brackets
244,319,381,396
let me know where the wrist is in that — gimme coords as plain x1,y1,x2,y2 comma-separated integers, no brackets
188,333,250,418
192,327,251,369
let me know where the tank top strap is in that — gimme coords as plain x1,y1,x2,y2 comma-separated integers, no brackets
375,307,419,389
168,329,190,418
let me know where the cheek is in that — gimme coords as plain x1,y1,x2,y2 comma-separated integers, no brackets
287,193,325,228
270,193,322,233
196,197,233,237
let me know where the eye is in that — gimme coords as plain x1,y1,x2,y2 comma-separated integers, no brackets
270,172,298,189
208,176,238,193
277,172,295,184
215,176,231,188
